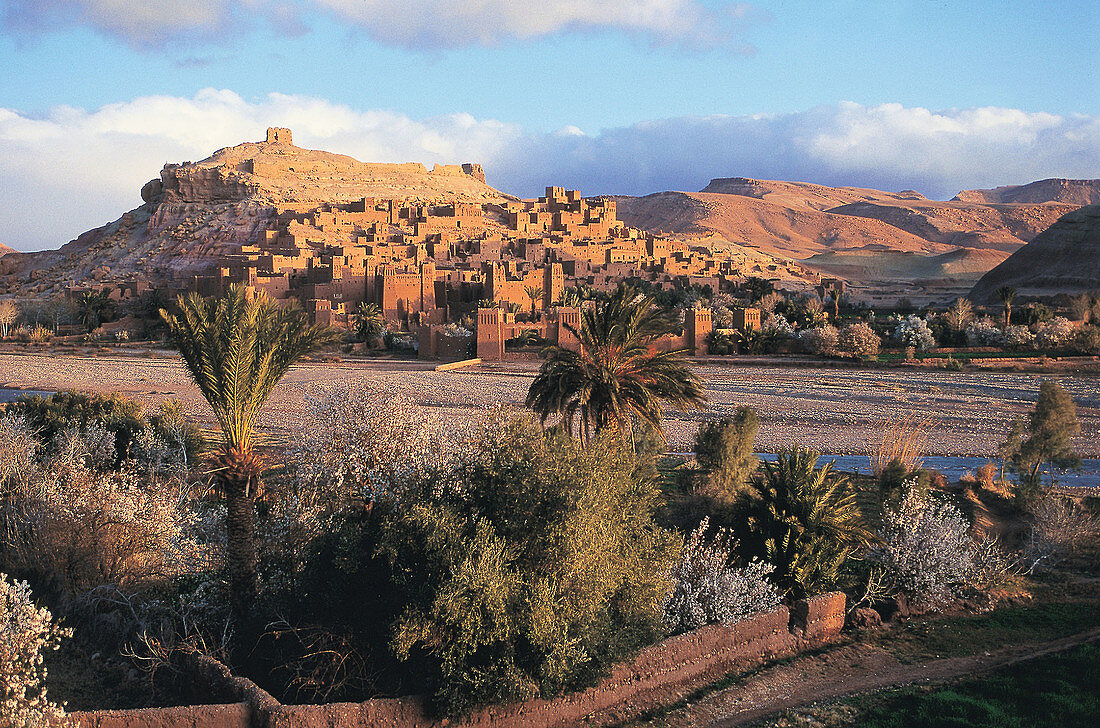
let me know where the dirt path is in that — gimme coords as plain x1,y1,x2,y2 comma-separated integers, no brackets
635,627,1100,727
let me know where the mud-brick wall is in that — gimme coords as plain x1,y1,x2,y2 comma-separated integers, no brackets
70,593,846,728
68,703,250,728
267,592,846,728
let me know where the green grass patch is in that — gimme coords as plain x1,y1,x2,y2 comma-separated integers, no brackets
870,602,1100,663
842,641,1100,728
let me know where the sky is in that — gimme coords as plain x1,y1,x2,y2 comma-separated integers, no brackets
0,0,1098,251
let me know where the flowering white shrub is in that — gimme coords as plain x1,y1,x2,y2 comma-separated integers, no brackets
1,573,70,728
1034,316,1075,348
711,306,734,329
762,313,794,337
965,318,1004,347
837,322,881,359
1002,324,1036,349
893,315,936,350
798,325,839,356
441,323,474,338
286,385,472,504
663,518,781,634
874,484,977,610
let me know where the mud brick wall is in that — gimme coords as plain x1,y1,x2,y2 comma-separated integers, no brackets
70,593,846,728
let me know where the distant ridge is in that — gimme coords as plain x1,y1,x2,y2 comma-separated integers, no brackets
952,178,1100,206
970,204,1100,303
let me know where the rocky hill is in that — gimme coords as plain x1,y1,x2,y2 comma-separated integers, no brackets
616,176,1086,303
969,205,1100,304
0,128,505,298
0,243,14,257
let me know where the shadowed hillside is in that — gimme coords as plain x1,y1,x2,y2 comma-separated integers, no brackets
970,205,1100,303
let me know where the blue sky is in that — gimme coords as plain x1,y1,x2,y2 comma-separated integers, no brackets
1,0,1098,250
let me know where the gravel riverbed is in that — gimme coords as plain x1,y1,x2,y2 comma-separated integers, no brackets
1,353,1097,458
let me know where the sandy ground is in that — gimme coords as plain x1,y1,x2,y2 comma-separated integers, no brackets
0,352,1097,457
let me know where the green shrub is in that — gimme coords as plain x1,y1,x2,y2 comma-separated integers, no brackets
382,416,679,716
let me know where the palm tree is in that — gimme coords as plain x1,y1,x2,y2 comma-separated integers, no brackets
78,288,116,331
997,286,1016,328
736,448,871,598
526,283,707,447
524,285,543,318
827,289,841,321
160,284,340,623
353,301,384,345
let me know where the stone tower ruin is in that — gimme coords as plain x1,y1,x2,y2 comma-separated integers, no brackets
266,127,293,145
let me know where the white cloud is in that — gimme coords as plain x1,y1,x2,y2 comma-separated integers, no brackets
2,0,757,49
1,91,1097,251
312,0,756,49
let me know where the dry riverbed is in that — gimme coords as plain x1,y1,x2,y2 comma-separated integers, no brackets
0,352,1097,458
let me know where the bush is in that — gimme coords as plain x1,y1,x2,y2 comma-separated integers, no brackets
384,416,678,716
1034,316,1075,348
837,322,881,359
0,423,212,596
2,391,198,468
893,315,936,350
662,518,779,634
1071,325,1100,355
874,485,978,611
0,573,70,728
736,448,870,599
965,318,1004,347
1022,495,1099,573
693,408,759,500
797,325,839,356
1001,324,1035,349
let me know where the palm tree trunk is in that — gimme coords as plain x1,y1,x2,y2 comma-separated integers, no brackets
224,477,258,626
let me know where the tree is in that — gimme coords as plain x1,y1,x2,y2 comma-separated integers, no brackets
743,277,774,303
1009,380,1082,495
523,284,543,317
0,299,18,339
944,297,973,334
1069,293,1094,323
996,286,1016,328
526,283,706,447
160,284,340,624
736,448,871,598
693,408,759,500
353,301,384,345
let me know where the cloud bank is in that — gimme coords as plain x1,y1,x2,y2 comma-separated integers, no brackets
2,0,756,49
1,90,1097,251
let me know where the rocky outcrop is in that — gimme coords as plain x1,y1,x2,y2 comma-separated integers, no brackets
0,243,15,257
0,129,501,297
969,205,1100,303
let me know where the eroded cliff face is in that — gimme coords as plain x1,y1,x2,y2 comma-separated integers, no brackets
0,129,499,298
970,205,1100,303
